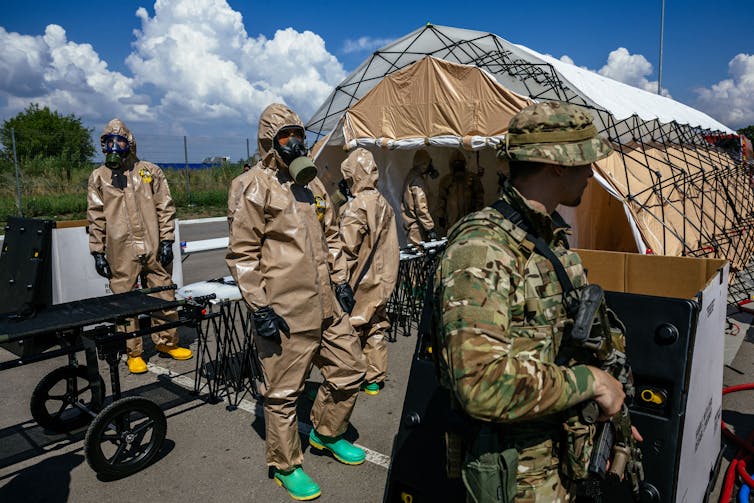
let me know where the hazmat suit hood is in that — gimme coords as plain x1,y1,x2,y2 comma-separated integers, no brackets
257,103,306,170
100,118,138,163
340,148,378,195
413,149,431,171
412,148,438,179
449,149,467,178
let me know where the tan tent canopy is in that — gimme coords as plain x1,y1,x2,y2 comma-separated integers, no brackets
586,144,750,269
341,57,531,144
315,57,533,246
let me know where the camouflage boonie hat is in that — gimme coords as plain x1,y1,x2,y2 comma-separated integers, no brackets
502,101,613,166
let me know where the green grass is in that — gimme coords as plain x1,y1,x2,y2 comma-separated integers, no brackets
0,164,237,226
0,193,88,221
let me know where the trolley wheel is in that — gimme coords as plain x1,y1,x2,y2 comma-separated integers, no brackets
84,396,167,478
30,365,106,433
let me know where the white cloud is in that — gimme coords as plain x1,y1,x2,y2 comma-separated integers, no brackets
341,36,393,54
694,53,754,129
0,27,49,97
125,0,346,134
0,0,348,145
553,48,671,98
597,47,670,97
0,25,151,123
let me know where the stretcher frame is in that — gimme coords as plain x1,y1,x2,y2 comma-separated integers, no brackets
0,285,214,478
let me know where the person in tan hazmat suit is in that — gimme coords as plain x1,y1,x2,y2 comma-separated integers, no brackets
87,118,192,375
226,103,367,501
401,149,439,247
437,149,485,234
338,148,399,396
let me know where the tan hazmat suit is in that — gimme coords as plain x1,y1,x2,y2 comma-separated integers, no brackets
87,118,178,357
437,150,485,232
227,170,251,230
339,148,399,384
401,150,436,246
226,103,366,471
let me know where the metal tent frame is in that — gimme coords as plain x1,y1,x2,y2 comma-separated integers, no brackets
306,24,754,303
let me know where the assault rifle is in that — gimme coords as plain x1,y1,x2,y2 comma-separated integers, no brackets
565,284,646,499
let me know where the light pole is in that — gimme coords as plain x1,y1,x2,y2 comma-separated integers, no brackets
658,0,665,95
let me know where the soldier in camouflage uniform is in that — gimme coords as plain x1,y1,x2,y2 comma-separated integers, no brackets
435,101,628,502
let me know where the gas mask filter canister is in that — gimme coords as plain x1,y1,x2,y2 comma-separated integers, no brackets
289,156,318,185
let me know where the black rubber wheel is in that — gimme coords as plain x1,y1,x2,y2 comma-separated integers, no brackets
84,396,167,478
30,365,105,433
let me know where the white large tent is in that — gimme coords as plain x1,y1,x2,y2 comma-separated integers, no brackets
307,24,754,301
308,25,732,138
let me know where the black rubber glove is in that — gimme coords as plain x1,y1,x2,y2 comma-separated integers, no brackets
252,306,290,343
158,240,174,266
335,283,356,314
426,229,438,241
92,252,112,279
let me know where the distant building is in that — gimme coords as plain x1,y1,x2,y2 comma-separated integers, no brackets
202,156,231,165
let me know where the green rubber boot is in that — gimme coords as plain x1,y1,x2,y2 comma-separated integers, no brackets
361,382,380,395
309,429,366,465
273,466,321,501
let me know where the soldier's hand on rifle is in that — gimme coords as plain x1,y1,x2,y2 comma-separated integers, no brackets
588,366,625,420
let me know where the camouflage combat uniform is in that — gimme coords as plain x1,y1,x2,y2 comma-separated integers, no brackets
435,182,598,502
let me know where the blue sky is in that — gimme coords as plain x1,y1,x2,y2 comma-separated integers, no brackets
2,0,753,161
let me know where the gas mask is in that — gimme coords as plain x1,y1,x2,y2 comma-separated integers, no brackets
102,134,130,169
426,162,439,180
274,126,317,185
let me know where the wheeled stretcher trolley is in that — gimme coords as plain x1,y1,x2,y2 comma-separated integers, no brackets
0,217,213,478
0,286,214,477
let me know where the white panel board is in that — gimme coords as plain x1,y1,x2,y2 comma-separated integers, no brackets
675,263,728,503
51,223,183,304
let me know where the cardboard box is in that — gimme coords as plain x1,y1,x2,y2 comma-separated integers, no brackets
576,249,728,503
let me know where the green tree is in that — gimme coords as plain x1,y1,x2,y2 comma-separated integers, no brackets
1,103,95,181
738,125,754,142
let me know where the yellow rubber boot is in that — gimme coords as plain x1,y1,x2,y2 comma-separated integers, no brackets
155,345,193,360
127,356,148,374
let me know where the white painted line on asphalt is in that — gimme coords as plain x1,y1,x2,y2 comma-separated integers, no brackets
146,362,391,470
179,216,227,225
146,362,197,390
361,443,392,469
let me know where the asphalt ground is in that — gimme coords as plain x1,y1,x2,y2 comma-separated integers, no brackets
0,220,412,503
1,219,754,502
